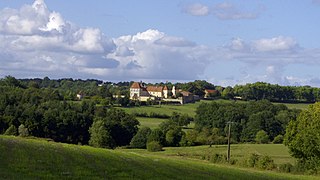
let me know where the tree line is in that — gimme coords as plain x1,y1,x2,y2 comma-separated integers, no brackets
0,76,139,147
6,76,320,103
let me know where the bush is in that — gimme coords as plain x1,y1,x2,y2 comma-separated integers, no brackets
242,153,275,170
272,134,284,144
4,125,17,136
294,158,320,175
209,153,227,164
149,112,170,119
18,124,29,137
278,163,294,173
132,111,148,117
245,153,260,168
147,141,162,152
257,155,275,170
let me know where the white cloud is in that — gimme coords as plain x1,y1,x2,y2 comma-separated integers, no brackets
109,29,209,80
0,0,117,79
39,11,65,33
182,3,210,16
252,36,298,52
1,1,320,87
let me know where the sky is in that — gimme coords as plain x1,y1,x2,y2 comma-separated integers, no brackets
0,0,320,87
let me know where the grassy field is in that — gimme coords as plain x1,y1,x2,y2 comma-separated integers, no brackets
155,144,294,165
272,102,312,110
137,117,166,129
0,135,317,179
121,100,311,118
122,99,311,131
120,100,208,117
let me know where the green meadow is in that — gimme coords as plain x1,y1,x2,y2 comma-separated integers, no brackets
137,117,166,129
121,100,312,131
122,99,311,118
1,135,317,179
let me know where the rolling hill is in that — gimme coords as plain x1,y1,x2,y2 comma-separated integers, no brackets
0,135,316,179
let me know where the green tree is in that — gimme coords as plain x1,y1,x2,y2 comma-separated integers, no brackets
165,128,184,147
88,109,139,148
255,130,269,144
147,128,165,146
130,127,152,149
272,134,283,144
284,102,320,172
89,120,115,148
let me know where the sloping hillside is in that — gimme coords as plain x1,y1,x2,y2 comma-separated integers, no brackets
0,136,313,179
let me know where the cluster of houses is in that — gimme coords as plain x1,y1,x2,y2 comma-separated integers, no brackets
129,82,217,104
77,81,219,105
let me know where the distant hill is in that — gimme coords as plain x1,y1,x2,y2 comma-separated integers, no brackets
0,135,313,179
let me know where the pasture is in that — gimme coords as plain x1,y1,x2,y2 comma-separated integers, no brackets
0,135,317,179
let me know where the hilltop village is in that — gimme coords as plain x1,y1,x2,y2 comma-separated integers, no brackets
129,82,203,104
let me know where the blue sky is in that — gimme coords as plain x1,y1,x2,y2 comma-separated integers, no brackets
0,0,320,86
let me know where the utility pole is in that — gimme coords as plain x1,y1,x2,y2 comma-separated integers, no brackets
227,121,234,162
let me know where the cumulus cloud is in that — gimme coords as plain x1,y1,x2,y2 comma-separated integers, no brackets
252,36,298,52
109,29,209,80
0,0,209,81
0,0,117,78
1,0,320,87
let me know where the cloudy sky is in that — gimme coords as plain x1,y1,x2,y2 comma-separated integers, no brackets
0,0,320,86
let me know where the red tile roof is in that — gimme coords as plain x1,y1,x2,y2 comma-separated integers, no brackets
131,82,142,89
205,89,218,94
146,86,163,92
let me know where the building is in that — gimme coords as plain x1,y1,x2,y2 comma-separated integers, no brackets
129,82,199,104
76,91,84,100
129,82,176,101
204,89,219,98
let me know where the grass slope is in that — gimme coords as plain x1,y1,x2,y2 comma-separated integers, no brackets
0,136,316,179
137,117,166,129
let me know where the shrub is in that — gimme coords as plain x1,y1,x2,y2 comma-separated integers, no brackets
245,153,260,168
209,153,227,164
278,163,294,173
147,141,162,152
272,134,284,144
257,155,275,170
4,125,17,136
18,124,29,137
132,111,148,117
149,112,170,119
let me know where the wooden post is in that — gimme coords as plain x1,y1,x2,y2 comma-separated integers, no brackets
227,122,231,162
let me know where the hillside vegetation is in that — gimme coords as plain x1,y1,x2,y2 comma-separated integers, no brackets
0,135,316,180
